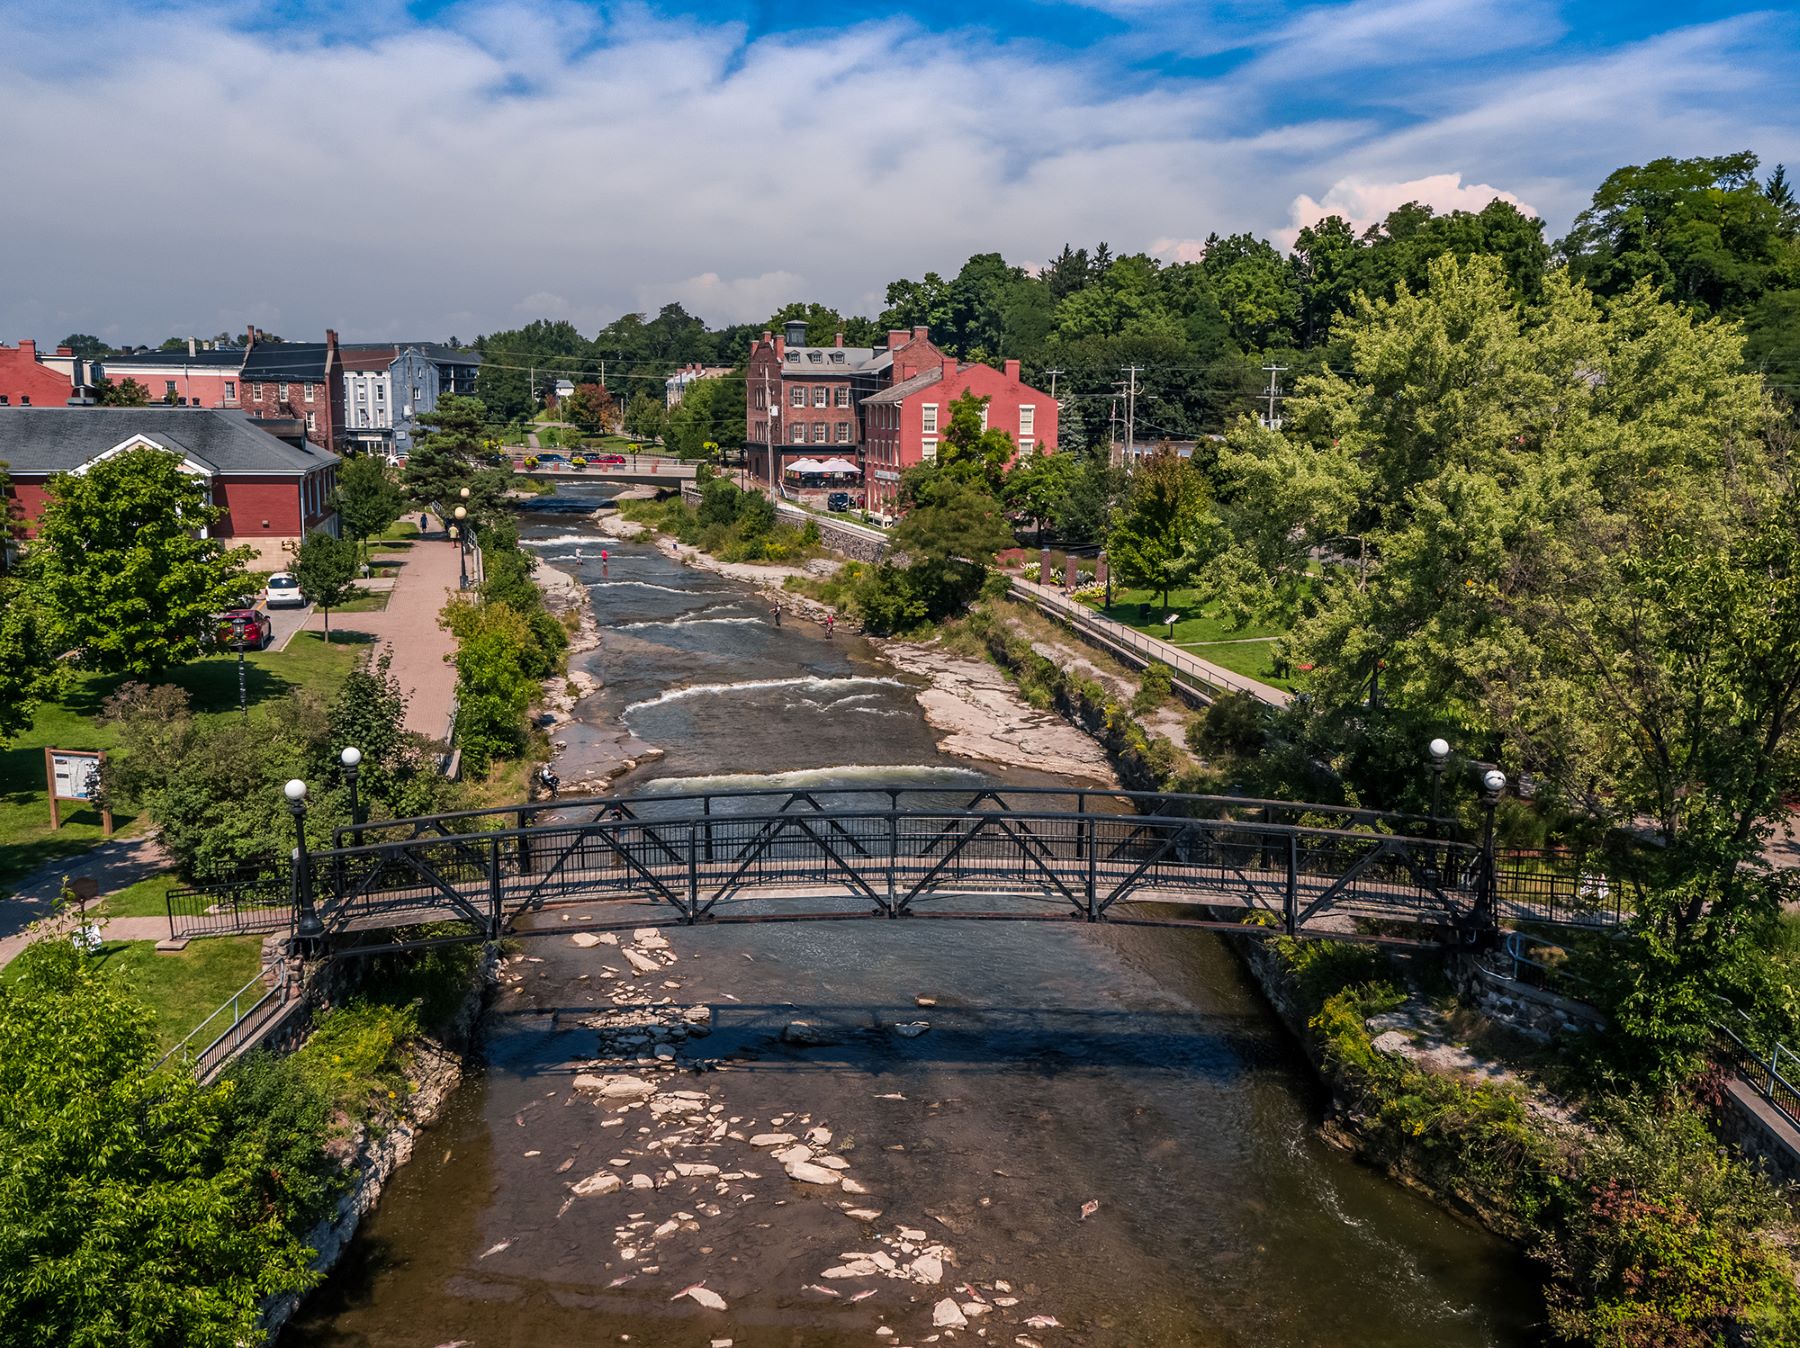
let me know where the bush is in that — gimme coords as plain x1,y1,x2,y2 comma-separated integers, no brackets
1133,660,1173,713
1187,691,1269,759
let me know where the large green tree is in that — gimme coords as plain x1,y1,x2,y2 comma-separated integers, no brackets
289,530,358,641
33,450,251,677
333,452,404,558
1105,445,1217,609
402,395,511,527
0,941,315,1345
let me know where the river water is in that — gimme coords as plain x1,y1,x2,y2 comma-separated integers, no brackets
288,486,1538,1347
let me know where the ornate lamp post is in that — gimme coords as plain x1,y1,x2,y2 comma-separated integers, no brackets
1427,737,1450,820
286,778,324,951
1476,766,1507,930
340,745,363,844
453,504,468,590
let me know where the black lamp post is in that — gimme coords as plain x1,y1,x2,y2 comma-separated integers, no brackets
286,778,324,952
1476,766,1507,931
453,505,468,590
1427,737,1450,821
236,629,249,718
340,745,363,845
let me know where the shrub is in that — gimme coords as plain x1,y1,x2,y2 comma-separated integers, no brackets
1187,690,1268,759
1133,660,1173,713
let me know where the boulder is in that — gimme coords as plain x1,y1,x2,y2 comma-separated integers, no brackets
781,1021,838,1046
572,1170,623,1196
573,1074,657,1100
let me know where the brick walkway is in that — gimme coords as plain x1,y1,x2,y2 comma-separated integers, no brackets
304,521,464,739
0,833,173,967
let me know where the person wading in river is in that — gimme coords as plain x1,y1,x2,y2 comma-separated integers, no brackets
770,605,782,627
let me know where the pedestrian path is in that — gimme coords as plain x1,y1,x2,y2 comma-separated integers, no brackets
304,521,464,739
0,833,172,967
1009,578,1291,708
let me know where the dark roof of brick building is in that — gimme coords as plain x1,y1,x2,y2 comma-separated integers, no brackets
0,408,337,476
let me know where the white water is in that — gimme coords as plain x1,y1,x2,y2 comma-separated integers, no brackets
622,675,908,718
589,580,722,596
614,615,764,631
638,763,988,793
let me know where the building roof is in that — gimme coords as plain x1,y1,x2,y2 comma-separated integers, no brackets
240,343,333,379
861,366,947,405
97,349,244,370
779,345,882,375
343,341,479,368
0,408,338,477
340,347,399,374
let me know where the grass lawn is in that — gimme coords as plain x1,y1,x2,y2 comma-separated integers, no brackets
373,520,421,544
1,933,265,1051
1088,585,1286,645
93,871,180,920
330,590,391,614
92,936,265,1050
0,631,362,892
1180,638,1295,691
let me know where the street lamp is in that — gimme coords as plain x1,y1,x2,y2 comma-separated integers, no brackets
453,505,468,589
286,778,324,950
1427,737,1450,819
340,746,363,845
1476,766,1507,930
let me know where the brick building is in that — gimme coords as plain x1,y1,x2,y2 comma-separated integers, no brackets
239,328,344,449
861,356,1058,513
0,340,85,407
744,322,942,488
94,342,243,408
0,407,340,569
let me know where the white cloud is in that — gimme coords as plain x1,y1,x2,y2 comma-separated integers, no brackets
0,2,1793,343
1284,173,1537,243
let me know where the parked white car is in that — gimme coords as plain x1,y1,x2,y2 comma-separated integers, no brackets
264,572,307,609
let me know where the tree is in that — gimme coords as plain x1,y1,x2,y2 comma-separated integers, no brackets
33,449,251,677
474,319,586,423
58,334,109,359
94,376,150,407
1002,447,1079,541
402,395,511,527
560,385,607,435
0,941,316,1345
623,391,667,442
936,390,1016,493
334,452,404,559
856,468,1015,633
290,530,358,641
1105,446,1216,608
0,559,58,744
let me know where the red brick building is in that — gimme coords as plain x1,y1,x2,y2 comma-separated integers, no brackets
239,328,345,449
95,342,243,408
0,408,340,568
861,356,1058,512
0,340,84,407
744,322,943,488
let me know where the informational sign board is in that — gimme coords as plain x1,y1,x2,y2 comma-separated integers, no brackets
44,748,112,836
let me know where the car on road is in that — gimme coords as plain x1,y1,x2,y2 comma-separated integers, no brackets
594,452,627,466
827,491,854,513
264,572,307,609
215,608,273,650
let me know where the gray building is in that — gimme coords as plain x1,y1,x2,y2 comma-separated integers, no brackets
339,343,478,458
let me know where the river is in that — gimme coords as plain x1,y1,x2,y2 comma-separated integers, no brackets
288,484,1539,1347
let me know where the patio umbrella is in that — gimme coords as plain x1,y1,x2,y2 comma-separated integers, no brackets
784,458,825,474
815,457,859,474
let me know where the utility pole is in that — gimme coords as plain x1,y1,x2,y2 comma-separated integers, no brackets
1261,362,1287,429
1043,367,1062,402
1121,365,1141,466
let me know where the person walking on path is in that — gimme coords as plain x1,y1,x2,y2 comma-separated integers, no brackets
419,511,430,534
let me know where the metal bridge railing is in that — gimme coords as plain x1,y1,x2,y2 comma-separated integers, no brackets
166,866,293,941
157,955,294,1082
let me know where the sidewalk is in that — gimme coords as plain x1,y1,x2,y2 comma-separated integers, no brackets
1010,578,1292,708
304,524,464,739
0,833,172,967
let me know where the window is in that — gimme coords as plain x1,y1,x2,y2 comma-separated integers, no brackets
165,380,177,399
253,382,264,401
836,422,851,443
791,423,806,444
812,422,828,444
279,383,291,402
835,386,849,408
830,351,845,364
375,384,385,400
754,388,766,410
1019,404,1035,437
224,380,236,401
785,352,799,363
18,396,28,406
790,385,805,407
979,404,989,431
305,411,316,433
922,436,938,463
921,403,938,435
304,382,315,403
812,386,828,407
0,396,8,405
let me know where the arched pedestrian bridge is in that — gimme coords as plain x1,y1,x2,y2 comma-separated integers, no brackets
168,785,1627,952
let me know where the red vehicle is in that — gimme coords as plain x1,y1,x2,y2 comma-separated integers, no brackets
216,608,273,650
594,452,627,466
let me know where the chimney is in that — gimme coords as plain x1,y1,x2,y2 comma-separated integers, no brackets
246,325,258,350
1004,358,1021,382
887,329,909,351
19,340,35,361
834,331,844,348
325,328,338,350
56,345,72,357
942,354,957,377
783,320,807,348
188,337,196,358
913,325,929,343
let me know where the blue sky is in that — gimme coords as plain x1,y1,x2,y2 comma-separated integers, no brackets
1,0,1795,343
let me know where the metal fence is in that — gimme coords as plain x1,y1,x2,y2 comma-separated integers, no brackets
157,955,295,1082
1492,848,1632,929
1008,579,1290,706
166,867,293,940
